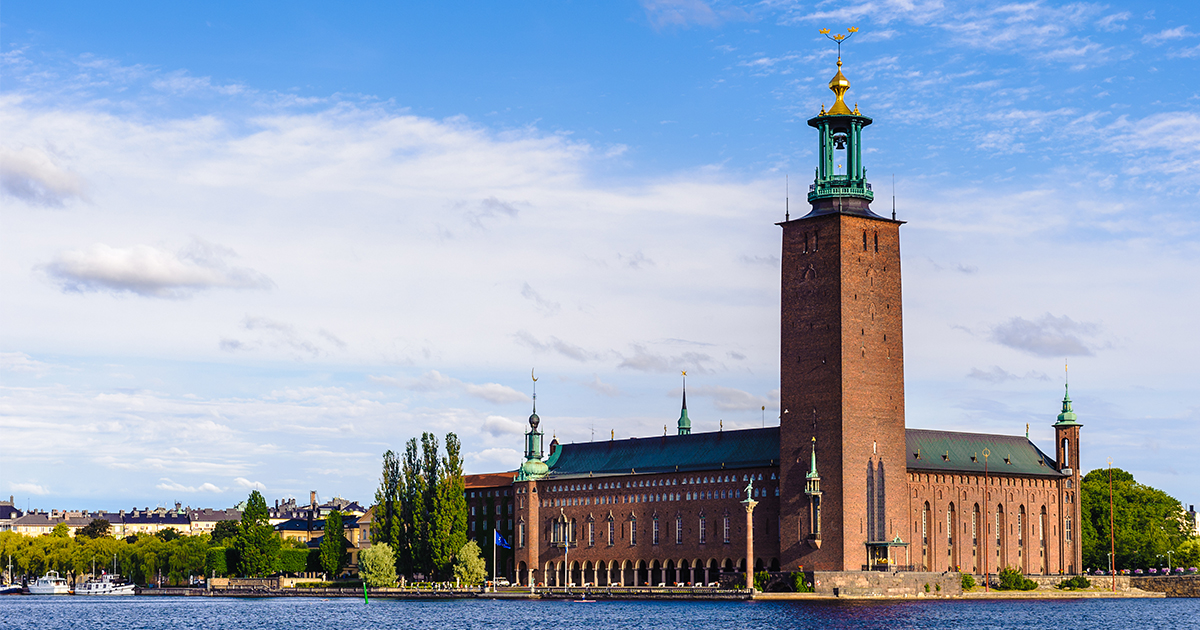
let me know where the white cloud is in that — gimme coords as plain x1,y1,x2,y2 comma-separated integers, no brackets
41,239,274,298
640,0,749,30
10,482,49,495
989,314,1101,357
0,146,88,206
465,382,530,404
156,478,225,493
482,415,525,437
371,371,529,404
686,384,774,411
234,477,267,491
967,366,1051,383
583,374,620,397
1143,25,1194,44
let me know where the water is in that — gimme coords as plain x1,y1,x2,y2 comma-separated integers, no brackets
1,596,1197,630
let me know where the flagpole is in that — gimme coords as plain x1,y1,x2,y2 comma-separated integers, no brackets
492,529,497,592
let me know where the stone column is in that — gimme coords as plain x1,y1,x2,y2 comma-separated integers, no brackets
743,495,758,593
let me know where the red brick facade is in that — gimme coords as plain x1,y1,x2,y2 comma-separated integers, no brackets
777,210,908,572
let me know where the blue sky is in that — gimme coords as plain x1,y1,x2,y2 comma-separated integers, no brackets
2,1,1198,512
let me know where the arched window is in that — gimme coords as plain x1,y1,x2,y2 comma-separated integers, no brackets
699,515,707,544
607,517,615,547
723,516,731,544
874,231,879,253
652,517,660,546
676,515,683,545
1061,438,1070,468
1065,516,1072,542
630,517,637,546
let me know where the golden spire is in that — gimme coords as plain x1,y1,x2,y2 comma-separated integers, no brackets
826,58,853,115
818,27,859,117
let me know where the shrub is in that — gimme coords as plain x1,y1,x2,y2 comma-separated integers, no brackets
961,573,976,590
790,571,814,593
1056,575,1091,590
923,583,930,592
753,571,769,592
997,567,1037,591
277,549,309,574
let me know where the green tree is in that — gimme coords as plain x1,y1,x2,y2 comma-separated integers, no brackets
234,490,280,577
51,523,70,538
1081,468,1191,570
452,540,487,585
401,437,425,577
1175,538,1200,569
156,527,181,542
77,519,111,539
169,537,208,584
360,543,398,588
319,510,348,578
419,432,441,576
372,449,404,575
210,520,240,547
431,433,468,579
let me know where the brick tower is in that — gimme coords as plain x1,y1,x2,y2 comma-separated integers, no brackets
778,46,908,571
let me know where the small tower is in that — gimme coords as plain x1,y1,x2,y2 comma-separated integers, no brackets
1052,369,1083,575
677,371,692,435
804,437,823,547
516,372,548,481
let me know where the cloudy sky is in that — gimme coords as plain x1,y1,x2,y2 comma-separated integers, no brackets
2,0,1198,512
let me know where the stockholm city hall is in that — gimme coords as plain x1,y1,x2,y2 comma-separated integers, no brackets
462,35,1084,590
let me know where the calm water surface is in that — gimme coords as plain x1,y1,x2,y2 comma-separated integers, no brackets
1,596,1197,629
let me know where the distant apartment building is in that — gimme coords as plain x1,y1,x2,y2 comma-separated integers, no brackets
0,496,23,532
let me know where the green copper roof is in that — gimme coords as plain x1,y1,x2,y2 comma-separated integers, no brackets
545,427,779,479
677,389,691,435
1053,384,1081,427
806,439,820,479
538,426,1064,481
906,429,1065,478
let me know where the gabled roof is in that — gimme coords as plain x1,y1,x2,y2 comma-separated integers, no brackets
465,472,517,488
906,429,1065,478
546,427,780,479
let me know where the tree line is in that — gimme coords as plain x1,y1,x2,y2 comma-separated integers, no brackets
0,490,352,586
371,431,468,581
1081,467,1200,571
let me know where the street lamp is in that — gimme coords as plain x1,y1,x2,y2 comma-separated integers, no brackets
1167,550,1174,573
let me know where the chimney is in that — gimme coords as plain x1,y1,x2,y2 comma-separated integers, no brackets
310,491,317,508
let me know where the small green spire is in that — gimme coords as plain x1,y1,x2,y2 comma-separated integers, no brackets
677,371,691,435
807,437,820,479
1053,383,1081,427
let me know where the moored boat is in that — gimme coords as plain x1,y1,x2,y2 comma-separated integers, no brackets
28,570,71,595
76,573,136,596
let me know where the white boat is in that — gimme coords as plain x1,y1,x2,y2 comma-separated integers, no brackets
76,573,136,596
28,570,71,595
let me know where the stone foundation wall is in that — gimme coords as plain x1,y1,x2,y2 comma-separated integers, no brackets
1131,575,1200,597
813,571,962,597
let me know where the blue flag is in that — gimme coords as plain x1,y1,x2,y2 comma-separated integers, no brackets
495,530,511,549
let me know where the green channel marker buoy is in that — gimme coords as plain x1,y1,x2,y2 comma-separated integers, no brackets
364,587,369,604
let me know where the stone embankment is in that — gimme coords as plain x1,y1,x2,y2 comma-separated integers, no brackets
1130,575,1200,598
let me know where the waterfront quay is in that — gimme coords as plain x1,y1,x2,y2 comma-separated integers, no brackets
130,574,1200,600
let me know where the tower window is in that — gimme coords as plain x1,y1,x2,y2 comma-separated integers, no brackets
863,231,868,251
874,232,879,253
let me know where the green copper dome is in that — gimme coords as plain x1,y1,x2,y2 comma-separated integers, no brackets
1053,384,1081,427
517,458,548,480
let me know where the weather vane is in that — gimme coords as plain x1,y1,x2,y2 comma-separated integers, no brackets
819,26,859,61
